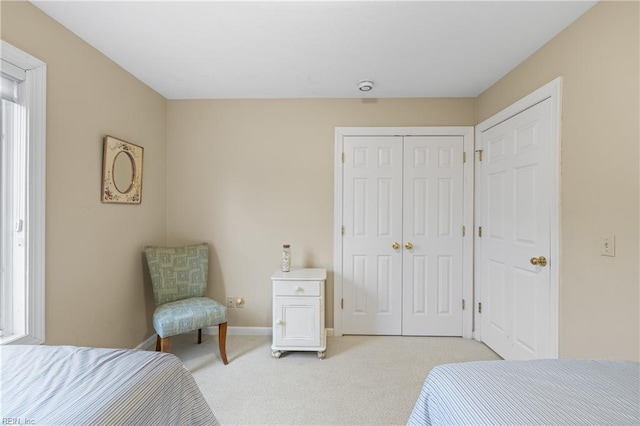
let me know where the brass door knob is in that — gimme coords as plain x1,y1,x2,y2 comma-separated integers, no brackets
392,242,400,250
530,256,548,267
405,242,414,250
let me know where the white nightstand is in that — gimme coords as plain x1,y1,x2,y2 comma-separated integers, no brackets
271,268,327,359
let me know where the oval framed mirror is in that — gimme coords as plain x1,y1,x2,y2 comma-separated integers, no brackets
112,151,135,193
101,135,144,204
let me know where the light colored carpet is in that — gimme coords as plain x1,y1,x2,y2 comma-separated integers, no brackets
161,333,501,425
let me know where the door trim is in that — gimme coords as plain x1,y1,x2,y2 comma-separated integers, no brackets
333,127,474,337
474,78,562,357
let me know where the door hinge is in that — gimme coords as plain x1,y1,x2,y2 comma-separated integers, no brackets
463,152,467,163
462,225,466,237
476,149,483,161
342,152,345,163
341,226,345,236
462,299,466,310
478,226,482,237
341,298,344,309
478,302,482,314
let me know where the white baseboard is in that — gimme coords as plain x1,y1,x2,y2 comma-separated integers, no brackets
134,334,157,350
203,326,272,336
135,327,335,348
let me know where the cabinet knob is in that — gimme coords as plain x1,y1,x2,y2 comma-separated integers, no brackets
294,285,303,292
276,319,284,325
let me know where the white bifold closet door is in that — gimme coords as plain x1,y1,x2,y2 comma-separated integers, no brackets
342,135,464,336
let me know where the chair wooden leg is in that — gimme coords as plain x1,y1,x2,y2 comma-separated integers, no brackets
155,335,161,351
218,322,229,365
198,328,202,344
159,336,171,353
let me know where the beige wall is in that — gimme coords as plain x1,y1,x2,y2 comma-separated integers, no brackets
166,99,476,328
1,2,167,348
477,1,639,361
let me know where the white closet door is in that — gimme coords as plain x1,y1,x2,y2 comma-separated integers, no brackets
342,136,403,335
402,136,464,336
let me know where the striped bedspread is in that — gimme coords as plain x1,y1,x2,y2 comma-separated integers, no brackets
407,359,640,425
1,345,218,426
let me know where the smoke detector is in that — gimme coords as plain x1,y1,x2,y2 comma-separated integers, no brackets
358,80,374,92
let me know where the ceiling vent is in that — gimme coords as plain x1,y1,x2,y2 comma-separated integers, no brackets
358,80,374,92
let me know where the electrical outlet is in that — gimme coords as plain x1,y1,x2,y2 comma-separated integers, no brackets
236,297,245,308
600,234,615,257
226,296,235,308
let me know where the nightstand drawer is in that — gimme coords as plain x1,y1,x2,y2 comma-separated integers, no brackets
274,280,321,297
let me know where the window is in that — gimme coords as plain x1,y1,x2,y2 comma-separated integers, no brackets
1,41,46,345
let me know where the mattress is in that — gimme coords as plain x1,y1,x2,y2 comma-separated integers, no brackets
408,359,640,425
1,345,218,426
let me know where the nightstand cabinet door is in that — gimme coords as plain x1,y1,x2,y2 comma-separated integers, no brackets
273,295,321,347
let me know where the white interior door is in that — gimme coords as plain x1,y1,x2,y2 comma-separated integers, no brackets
479,98,554,359
342,136,403,335
342,134,465,336
402,136,464,336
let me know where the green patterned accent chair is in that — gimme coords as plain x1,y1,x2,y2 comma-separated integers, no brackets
144,243,228,364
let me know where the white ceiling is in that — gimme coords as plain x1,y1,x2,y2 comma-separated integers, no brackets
31,1,596,99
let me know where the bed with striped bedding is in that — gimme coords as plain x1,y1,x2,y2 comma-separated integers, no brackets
1,345,218,425
408,359,640,425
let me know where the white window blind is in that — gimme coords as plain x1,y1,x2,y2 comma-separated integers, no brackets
1,60,25,103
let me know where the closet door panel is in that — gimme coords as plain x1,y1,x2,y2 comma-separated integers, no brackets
342,136,403,335
402,136,464,336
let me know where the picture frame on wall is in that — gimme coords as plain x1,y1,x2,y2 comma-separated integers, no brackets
101,135,144,204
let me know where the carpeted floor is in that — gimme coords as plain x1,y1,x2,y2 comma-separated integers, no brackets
161,333,500,425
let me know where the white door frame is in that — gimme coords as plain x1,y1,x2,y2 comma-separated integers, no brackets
474,78,561,357
333,127,474,338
